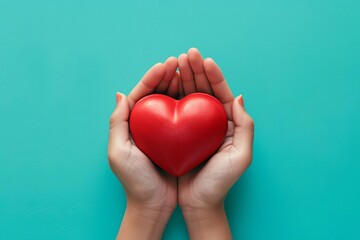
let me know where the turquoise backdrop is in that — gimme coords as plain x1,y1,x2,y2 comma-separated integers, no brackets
1,0,360,239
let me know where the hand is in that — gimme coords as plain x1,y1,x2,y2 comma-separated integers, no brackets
177,48,255,239
108,57,179,240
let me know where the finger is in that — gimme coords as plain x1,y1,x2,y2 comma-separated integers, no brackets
128,63,166,109
178,53,196,95
178,71,185,99
188,48,213,94
108,93,130,160
166,71,179,98
204,58,234,120
232,95,255,168
154,56,178,93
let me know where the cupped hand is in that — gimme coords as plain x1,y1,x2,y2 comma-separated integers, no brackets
108,57,179,214
176,48,255,212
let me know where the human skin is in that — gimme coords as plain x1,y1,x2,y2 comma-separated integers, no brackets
108,57,178,240
177,48,254,240
107,48,254,240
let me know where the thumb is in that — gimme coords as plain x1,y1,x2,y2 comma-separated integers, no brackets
108,92,130,161
232,95,255,166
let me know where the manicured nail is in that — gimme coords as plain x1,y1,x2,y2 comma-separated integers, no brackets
116,92,122,103
238,95,245,107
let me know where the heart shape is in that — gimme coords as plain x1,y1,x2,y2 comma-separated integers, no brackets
129,93,228,177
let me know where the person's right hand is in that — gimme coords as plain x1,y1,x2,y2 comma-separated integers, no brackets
108,57,179,239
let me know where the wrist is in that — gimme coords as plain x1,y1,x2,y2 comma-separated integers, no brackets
181,202,232,240
117,200,174,240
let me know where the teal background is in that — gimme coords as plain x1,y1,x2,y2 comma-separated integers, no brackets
1,0,359,239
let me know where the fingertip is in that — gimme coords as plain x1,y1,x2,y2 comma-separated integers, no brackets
166,56,177,62
116,92,123,104
232,95,245,120
165,57,178,68
238,95,245,108
153,62,166,72
204,58,219,74
233,95,253,128
233,95,245,114
152,62,167,77
154,62,163,67
188,47,200,54
168,57,179,69
188,48,202,60
204,57,214,63
111,93,127,124
178,54,190,69
178,53,187,60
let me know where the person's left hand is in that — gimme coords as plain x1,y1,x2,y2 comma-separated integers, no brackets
176,48,255,239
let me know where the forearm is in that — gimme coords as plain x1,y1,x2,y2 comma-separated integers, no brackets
181,203,232,240
117,201,173,240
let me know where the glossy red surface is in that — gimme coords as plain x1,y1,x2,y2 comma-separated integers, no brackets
129,93,228,177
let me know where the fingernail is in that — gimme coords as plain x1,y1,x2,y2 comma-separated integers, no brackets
116,92,122,104
238,95,245,107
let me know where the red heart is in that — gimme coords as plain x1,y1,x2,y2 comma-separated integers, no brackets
129,93,228,177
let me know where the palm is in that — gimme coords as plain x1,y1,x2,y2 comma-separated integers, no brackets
119,138,177,209
178,121,239,208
